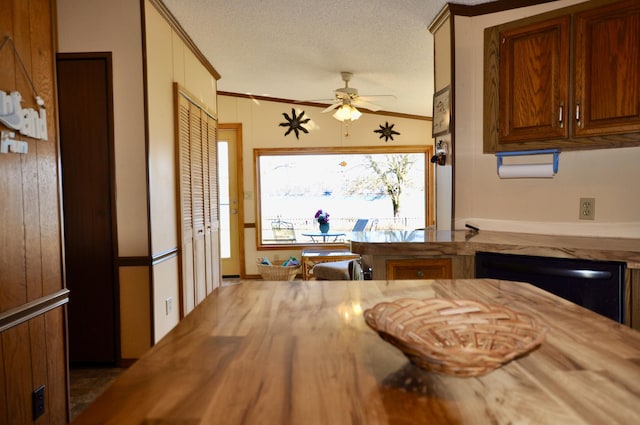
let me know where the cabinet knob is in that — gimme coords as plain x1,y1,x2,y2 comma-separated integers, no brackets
417,270,424,278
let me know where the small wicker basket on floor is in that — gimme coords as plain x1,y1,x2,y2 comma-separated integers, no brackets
257,263,300,281
364,298,547,377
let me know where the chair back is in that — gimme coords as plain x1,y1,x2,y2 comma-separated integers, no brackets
351,219,368,232
271,220,296,241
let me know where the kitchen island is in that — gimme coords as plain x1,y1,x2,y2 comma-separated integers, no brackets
72,279,640,424
349,229,640,266
350,229,640,328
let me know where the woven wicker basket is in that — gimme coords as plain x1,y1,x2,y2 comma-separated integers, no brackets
257,263,300,281
363,298,547,377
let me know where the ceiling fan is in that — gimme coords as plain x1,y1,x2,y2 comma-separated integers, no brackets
320,72,395,120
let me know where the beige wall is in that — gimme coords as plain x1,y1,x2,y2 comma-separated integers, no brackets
119,267,151,358
432,13,453,230
218,95,433,275
451,0,640,238
151,259,181,340
144,0,219,342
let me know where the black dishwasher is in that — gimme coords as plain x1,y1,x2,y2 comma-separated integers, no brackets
475,251,625,323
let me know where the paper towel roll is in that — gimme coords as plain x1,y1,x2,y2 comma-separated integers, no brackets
498,163,555,179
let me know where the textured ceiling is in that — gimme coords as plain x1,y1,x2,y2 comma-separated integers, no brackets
161,0,495,117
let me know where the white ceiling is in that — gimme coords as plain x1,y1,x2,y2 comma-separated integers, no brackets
161,0,495,117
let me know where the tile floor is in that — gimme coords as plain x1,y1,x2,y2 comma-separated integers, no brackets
69,367,125,421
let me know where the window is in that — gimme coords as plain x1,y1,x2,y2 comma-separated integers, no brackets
255,146,434,248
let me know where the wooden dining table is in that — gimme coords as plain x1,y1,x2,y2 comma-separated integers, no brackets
71,279,640,424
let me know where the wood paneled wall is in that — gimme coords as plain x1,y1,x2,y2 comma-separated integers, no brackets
0,0,68,423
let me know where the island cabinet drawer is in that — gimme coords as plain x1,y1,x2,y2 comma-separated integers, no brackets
386,258,452,280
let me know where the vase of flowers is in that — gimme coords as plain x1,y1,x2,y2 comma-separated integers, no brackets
315,209,330,233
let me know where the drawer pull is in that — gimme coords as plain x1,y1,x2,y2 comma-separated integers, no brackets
417,270,424,278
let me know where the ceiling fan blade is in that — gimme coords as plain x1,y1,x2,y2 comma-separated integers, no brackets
358,94,397,101
307,98,337,102
322,102,342,113
352,99,382,112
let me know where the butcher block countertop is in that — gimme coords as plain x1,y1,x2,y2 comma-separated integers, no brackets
72,279,640,425
349,230,640,267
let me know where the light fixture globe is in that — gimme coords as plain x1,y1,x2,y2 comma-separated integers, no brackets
333,104,362,122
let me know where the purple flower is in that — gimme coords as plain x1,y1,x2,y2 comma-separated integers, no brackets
314,209,330,224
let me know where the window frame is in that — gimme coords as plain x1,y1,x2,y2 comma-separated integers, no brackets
254,145,434,250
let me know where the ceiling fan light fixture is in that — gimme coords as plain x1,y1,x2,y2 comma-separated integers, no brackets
333,104,362,122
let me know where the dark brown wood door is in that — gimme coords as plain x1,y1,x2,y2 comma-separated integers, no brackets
57,54,119,365
573,0,640,137
499,16,570,144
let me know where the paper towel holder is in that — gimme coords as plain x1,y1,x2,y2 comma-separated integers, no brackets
496,149,560,174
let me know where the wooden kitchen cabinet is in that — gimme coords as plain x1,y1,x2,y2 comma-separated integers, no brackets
573,0,640,137
484,0,640,152
386,258,452,280
498,16,570,144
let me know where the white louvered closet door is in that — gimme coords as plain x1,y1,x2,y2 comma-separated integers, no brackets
176,89,220,317
202,113,220,296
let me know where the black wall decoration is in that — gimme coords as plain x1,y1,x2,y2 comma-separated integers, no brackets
374,121,400,142
279,108,310,139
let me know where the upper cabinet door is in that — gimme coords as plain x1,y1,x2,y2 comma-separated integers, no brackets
485,0,640,152
499,16,570,144
573,0,640,137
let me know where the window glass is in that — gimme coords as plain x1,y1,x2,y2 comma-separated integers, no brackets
218,141,230,257
256,147,431,247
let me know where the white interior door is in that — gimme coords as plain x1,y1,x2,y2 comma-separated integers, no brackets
218,125,242,276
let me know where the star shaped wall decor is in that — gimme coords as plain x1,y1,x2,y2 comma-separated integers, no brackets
279,108,310,139
374,122,400,142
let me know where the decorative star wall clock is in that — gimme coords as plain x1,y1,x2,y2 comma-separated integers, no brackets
279,108,310,139
374,121,400,142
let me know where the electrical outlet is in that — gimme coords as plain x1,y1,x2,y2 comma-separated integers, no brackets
32,385,45,420
579,197,595,220
165,297,173,315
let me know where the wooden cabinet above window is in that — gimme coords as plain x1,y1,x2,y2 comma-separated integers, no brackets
484,0,640,152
